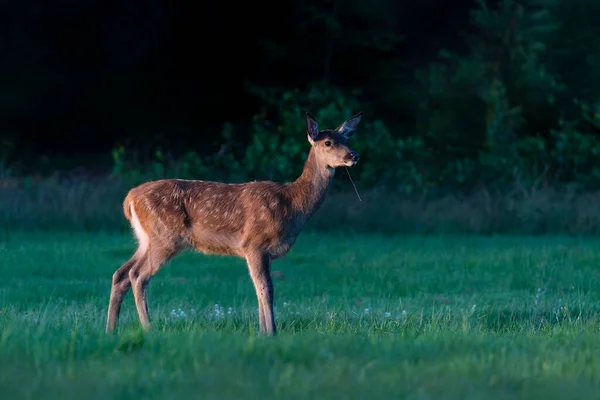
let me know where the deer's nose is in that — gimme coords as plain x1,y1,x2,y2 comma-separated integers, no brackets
350,151,359,161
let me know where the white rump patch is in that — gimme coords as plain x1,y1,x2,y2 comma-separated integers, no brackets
130,204,149,254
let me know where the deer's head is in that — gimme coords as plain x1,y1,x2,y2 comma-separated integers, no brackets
305,112,362,168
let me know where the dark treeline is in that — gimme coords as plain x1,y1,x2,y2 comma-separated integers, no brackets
2,0,600,195
0,0,470,164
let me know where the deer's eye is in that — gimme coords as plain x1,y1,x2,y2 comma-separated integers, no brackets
324,141,332,147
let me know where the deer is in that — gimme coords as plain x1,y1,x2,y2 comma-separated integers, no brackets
105,111,363,336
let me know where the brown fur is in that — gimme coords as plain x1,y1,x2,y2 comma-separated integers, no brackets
105,112,363,336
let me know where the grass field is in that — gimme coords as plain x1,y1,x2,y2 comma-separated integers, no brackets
1,231,600,399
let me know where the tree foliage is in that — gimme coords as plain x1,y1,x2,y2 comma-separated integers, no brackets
3,0,600,195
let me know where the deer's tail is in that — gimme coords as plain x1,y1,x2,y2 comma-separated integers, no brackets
123,193,133,222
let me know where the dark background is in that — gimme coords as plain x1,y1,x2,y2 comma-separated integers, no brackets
3,0,600,235
1,0,600,192
0,0,471,164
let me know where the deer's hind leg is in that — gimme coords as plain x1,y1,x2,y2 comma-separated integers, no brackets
129,244,178,330
106,254,138,333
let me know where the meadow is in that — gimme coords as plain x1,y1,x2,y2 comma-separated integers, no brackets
1,231,600,399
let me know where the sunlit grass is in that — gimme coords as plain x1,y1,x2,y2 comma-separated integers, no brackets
1,232,600,399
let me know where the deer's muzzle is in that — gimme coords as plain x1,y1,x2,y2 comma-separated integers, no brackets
347,151,359,162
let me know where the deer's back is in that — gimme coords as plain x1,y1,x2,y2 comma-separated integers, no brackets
125,179,300,258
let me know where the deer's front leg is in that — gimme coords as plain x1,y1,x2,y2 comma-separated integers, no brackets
246,252,276,336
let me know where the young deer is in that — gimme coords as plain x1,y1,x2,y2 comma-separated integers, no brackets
106,111,363,336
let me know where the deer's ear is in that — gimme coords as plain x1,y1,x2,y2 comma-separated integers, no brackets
306,112,319,145
335,112,363,138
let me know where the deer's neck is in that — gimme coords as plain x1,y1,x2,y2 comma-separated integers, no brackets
287,149,335,219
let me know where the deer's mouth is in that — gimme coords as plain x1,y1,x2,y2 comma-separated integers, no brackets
344,151,360,166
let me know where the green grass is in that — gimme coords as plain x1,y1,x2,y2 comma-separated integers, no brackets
1,232,600,399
